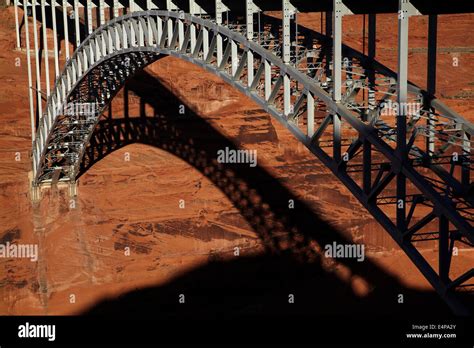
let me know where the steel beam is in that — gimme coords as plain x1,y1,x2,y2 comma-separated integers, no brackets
62,0,70,59
114,0,119,17
283,74,291,116
23,0,35,144
397,0,419,231
307,92,314,137
190,20,197,51
41,0,50,96
462,131,471,187
264,59,271,101
216,0,228,65
282,0,296,64
425,24,437,82
231,39,238,76
74,0,80,48
14,0,21,49
32,0,43,118
166,0,176,47
332,0,352,102
246,0,259,86
99,0,106,25
51,0,59,78
86,0,93,34
203,26,209,58
367,13,376,118
426,14,437,155
439,215,450,283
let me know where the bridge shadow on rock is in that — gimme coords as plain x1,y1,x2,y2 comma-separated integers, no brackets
80,68,456,318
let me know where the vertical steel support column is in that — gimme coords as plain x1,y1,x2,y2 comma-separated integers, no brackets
157,16,163,46
113,0,119,17
62,0,70,59
363,140,372,194
139,18,145,47
99,0,105,25
203,27,209,58
190,24,196,52
215,0,225,65
41,0,50,96
24,0,36,143
74,0,80,48
367,13,376,120
462,130,471,187
396,0,418,232
231,40,238,76
130,0,135,13
99,0,107,52
51,0,59,78
166,0,176,47
332,0,350,103
264,59,271,101
189,1,199,52
32,0,43,117
439,215,450,283
333,105,341,161
246,0,258,86
324,11,332,83
282,0,292,64
122,19,128,49
283,74,291,117
86,0,93,34
147,4,153,45
332,1,350,162
426,14,437,155
368,13,376,64
178,18,184,50
167,18,173,47
397,1,409,232
246,0,254,40
14,0,21,49
307,92,314,137
282,1,295,117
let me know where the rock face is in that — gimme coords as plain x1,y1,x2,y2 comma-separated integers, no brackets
0,7,472,316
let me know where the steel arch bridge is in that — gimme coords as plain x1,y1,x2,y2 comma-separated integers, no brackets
14,0,473,315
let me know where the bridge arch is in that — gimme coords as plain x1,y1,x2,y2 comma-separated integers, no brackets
31,10,473,315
